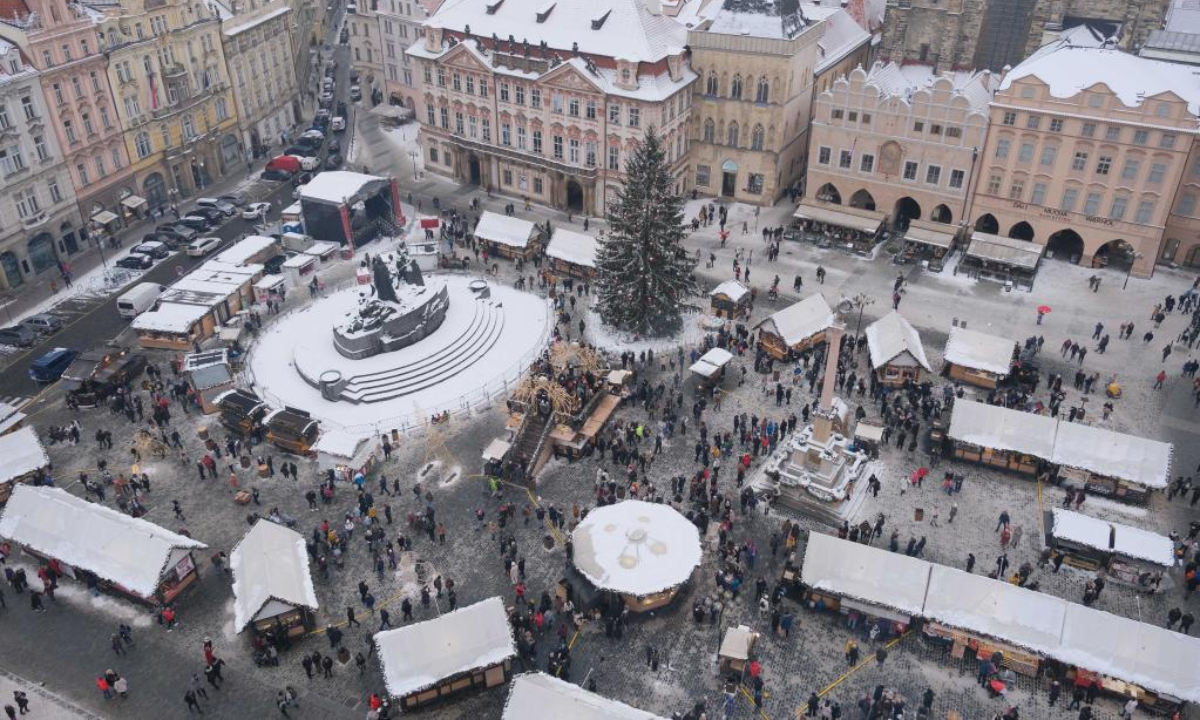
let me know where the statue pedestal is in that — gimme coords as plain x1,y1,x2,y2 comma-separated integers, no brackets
750,422,870,525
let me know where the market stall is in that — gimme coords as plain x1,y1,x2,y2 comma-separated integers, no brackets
131,301,218,350
800,532,930,631
254,274,289,304
688,347,734,390
718,625,759,678
282,253,319,286
545,228,599,279
374,596,516,710
959,232,1044,289
942,327,1017,389
899,220,958,270
709,280,751,319
0,485,206,605
792,199,887,254
312,430,379,482
215,235,281,267
571,500,702,612
755,293,835,360
265,407,320,455
502,672,666,720
231,520,318,639
474,212,541,261
1047,509,1174,583
0,427,49,503
865,311,931,386
61,348,146,409
217,389,269,437
1050,422,1171,503
946,400,1056,475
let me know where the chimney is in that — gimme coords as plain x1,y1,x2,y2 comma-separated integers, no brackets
979,68,991,89
425,21,443,52
666,46,683,81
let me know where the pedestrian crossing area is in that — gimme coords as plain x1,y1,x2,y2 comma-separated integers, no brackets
0,395,33,411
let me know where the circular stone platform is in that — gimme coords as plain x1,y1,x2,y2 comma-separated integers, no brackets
246,274,552,428
571,500,702,598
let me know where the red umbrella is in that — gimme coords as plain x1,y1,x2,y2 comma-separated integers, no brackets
1037,305,1052,314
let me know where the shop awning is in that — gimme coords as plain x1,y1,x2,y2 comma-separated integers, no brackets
92,210,119,225
793,200,886,234
965,232,1044,271
121,195,147,210
903,220,957,249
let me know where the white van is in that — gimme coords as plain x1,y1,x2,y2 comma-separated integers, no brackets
117,282,165,319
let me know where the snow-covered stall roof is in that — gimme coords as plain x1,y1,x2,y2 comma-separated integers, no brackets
503,672,666,720
215,235,279,267
312,430,370,460
545,229,599,268
1051,509,1174,567
131,302,213,334
757,294,835,347
793,200,886,233
1059,603,1200,704
865,311,930,371
947,400,1058,457
800,533,931,617
474,212,538,249
965,233,1044,271
571,500,702,597
903,219,958,249
719,625,757,661
689,347,734,378
924,565,1067,656
483,438,512,461
299,171,387,206
230,520,318,632
710,280,749,303
0,485,207,597
374,597,516,698
943,327,1016,376
0,427,48,484
1051,421,1171,489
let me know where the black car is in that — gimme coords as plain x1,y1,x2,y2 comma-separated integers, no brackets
116,253,154,270
0,325,39,347
328,139,341,153
325,154,343,169
337,101,347,116
261,169,293,182
157,224,198,242
177,215,212,232
191,206,225,224
262,254,288,274
143,232,179,249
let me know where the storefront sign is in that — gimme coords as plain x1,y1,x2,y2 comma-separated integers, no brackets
1085,215,1116,227
174,553,195,579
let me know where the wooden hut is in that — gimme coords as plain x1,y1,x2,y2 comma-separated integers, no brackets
865,311,930,386
756,294,835,360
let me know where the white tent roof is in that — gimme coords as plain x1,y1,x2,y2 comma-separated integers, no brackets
865,311,930,371
1051,509,1174,567
0,486,206,597
215,235,278,267
757,294,835,347
299,171,382,205
475,212,537,249
483,438,512,461
0,426,48,484
230,520,318,632
503,673,666,720
925,565,1067,656
375,597,516,698
719,625,756,661
710,280,749,303
943,327,1016,376
545,229,599,268
1051,421,1171,489
800,533,931,617
571,500,702,596
311,430,367,459
1059,604,1200,704
131,302,213,333
947,399,1058,458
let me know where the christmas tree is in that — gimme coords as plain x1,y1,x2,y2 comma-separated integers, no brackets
595,127,697,336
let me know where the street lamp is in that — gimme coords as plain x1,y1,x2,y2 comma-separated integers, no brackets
844,292,875,340
1123,250,1144,290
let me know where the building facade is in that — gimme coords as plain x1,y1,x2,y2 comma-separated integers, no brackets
347,2,383,106
0,40,82,290
218,0,300,157
807,62,992,226
970,42,1198,277
376,0,440,109
97,0,241,209
408,0,696,216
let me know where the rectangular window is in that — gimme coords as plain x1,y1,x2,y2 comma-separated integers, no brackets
466,75,475,94
1178,192,1197,217
1031,182,1047,205
949,169,965,189
903,161,918,180
515,85,524,105
995,139,1010,159
610,146,621,171
912,120,923,132
468,116,477,139
501,123,510,146
1133,129,1149,146
695,163,709,186
925,165,941,185
503,169,512,186
452,72,461,91
427,106,436,125
439,107,448,128
1105,125,1121,142
516,126,526,150
76,162,89,185
1109,196,1128,220
818,147,831,165
532,129,541,153
0,105,10,130
568,138,579,165
482,118,491,142
748,173,764,194
1081,122,1096,138
930,124,942,136
1008,179,1024,200
552,93,563,113
1120,159,1140,181
553,135,563,159
1001,111,1016,126
1049,118,1064,132
1096,156,1112,175
1135,200,1154,224
945,126,961,138
533,177,543,194
423,66,432,84
986,174,1002,195
628,108,639,127
479,80,488,98
1025,114,1040,129
585,142,595,168
1072,151,1088,171
1149,163,1167,183
49,177,62,203
499,82,509,102
586,101,596,120
436,67,445,87
531,89,541,108
847,111,858,122
862,113,872,125
429,147,438,163
838,150,852,169
1083,192,1102,216
1039,146,1057,166
1160,133,1177,149
1060,187,1078,212
33,135,47,162
859,154,874,173
21,96,36,121
568,98,579,117
831,109,844,120
1017,142,1034,163
454,112,464,134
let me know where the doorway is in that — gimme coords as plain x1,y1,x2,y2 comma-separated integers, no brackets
468,154,481,186
721,159,738,197
566,180,584,212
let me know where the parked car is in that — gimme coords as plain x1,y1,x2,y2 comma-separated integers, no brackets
131,241,170,259
156,224,198,242
336,100,347,116
331,116,346,132
298,156,321,171
29,347,78,384
261,169,294,182
218,192,249,208
21,313,63,336
116,253,154,270
178,215,212,232
242,202,271,220
350,85,362,101
325,154,343,169
263,254,288,274
319,91,333,106
328,139,341,153
0,325,39,347
191,206,226,224
186,236,222,257
142,232,179,249
196,197,237,217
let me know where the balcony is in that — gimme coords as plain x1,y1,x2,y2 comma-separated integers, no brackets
22,209,48,227
444,132,597,179
163,63,187,79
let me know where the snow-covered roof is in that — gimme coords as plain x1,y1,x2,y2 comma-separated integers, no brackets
299,171,385,205
375,597,516,698
966,233,1044,271
215,235,279,267
902,219,958,249
131,302,213,333
282,254,316,268
311,430,368,459
1000,42,1200,117
860,61,995,113
230,520,318,632
1059,604,1200,704
813,6,871,72
474,212,538,248
545,229,599,268
943,327,1016,376
718,625,756,660
689,347,734,378
757,294,834,347
0,426,48,484
865,311,930,371
925,565,1067,656
709,280,749,303
483,438,512,461
0,402,26,435
503,673,666,720
947,399,1058,457
571,500,701,596
793,200,886,233
1051,421,1172,489
1050,509,1174,567
0,486,206,597
800,532,930,617
222,4,289,36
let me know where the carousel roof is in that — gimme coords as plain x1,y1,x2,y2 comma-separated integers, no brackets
571,500,701,597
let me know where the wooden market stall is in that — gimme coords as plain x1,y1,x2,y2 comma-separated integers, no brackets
474,211,541,261
942,326,1017,389
312,430,380,482
1046,509,1175,583
792,199,887,254
0,427,49,503
959,232,1044,290
214,235,281,267
899,220,959,270
502,672,667,720
709,280,751,319
1050,422,1171,503
265,407,320,455
544,228,599,279
865,311,931,386
755,293,835,360
688,347,734,390
374,597,517,711
946,400,1056,475
231,520,319,639
0,485,206,605
217,389,269,437
184,349,235,414
718,625,759,678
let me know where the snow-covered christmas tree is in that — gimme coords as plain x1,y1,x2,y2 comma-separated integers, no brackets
595,128,698,336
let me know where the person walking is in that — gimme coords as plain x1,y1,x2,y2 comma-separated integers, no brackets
184,690,203,713
12,692,29,715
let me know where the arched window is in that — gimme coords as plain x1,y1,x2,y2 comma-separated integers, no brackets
727,122,739,148
703,118,715,143
730,74,743,100
751,124,764,151
756,77,769,103
134,131,152,158
705,71,718,96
